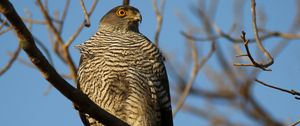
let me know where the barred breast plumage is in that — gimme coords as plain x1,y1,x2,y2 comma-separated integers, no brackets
77,5,173,126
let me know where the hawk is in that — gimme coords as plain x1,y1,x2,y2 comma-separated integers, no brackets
77,5,173,126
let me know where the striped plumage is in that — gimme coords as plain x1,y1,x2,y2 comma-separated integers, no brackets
76,5,173,126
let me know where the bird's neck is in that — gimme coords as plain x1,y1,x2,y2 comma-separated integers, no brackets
99,24,140,33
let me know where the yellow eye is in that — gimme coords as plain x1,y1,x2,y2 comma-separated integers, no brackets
116,9,127,17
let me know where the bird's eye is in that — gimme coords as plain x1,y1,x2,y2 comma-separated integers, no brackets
116,9,127,17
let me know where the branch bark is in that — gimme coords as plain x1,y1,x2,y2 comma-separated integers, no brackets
0,1,128,126
173,33,216,116
152,0,165,45
250,0,274,68
255,79,300,100
36,0,77,80
79,0,91,27
123,0,130,6
0,44,21,76
234,31,272,71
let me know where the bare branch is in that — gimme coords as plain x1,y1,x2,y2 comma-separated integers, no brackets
173,36,216,116
250,0,274,68
189,87,236,100
0,1,129,126
14,55,36,68
234,31,272,71
173,32,199,116
22,18,46,24
36,0,64,45
181,31,219,42
290,120,300,126
0,18,8,30
183,28,300,43
79,0,91,27
0,44,21,76
123,0,130,6
0,25,12,35
182,104,245,126
255,79,300,100
152,0,165,45
37,0,77,80
57,0,70,33
65,0,98,47
34,37,54,65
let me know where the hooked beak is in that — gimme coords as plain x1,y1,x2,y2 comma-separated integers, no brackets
132,13,142,23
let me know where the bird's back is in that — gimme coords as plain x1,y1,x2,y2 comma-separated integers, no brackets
77,29,172,126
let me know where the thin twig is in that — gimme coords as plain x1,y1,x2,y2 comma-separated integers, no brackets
152,0,165,45
36,0,64,45
15,57,36,68
242,89,283,125
123,0,130,5
37,0,77,80
79,0,90,27
0,17,9,27
250,0,274,68
36,0,67,64
173,39,216,116
181,31,219,42
0,18,8,30
234,31,272,71
255,79,300,100
183,28,300,43
0,26,12,35
65,0,98,47
0,45,21,76
24,9,54,65
58,0,70,34
34,37,54,65
190,87,235,100
173,31,199,116
290,120,300,126
182,104,244,126
22,18,46,24
232,0,245,34
42,0,68,93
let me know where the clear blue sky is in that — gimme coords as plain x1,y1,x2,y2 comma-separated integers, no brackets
1,0,300,126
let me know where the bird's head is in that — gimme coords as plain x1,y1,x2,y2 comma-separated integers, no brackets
99,5,142,32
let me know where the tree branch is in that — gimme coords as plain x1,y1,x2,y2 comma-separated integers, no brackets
290,120,300,126
255,79,300,100
0,1,128,126
152,0,165,45
123,0,130,6
250,0,274,68
0,44,21,76
182,26,300,43
173,32,216,115
234,31,272,71
57,0,70,34
79,0,91,27
36,0,77,80
65,0,98,48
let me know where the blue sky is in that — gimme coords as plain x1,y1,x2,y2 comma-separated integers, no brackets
1,0,300,126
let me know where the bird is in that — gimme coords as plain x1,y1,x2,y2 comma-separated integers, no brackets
76,4,173,126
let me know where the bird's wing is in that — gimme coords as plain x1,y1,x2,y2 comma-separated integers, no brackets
77,55,92,126
142,35,174,126
159,65,174,126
